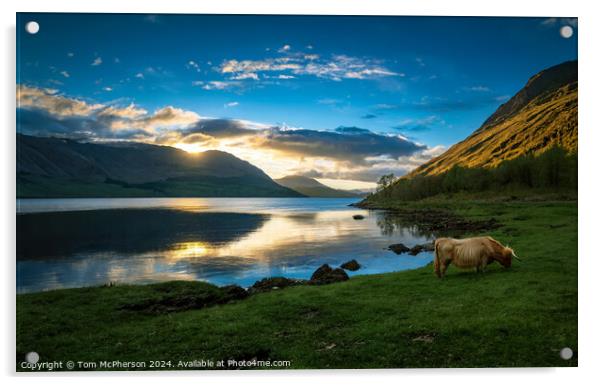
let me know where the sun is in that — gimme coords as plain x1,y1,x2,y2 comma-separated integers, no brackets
173,142,205,153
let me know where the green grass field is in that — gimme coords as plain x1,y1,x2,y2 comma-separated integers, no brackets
16,199,577,370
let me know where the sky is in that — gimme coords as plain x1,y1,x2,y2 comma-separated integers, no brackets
16,13,577,190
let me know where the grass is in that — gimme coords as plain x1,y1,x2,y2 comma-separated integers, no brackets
16,198,577,370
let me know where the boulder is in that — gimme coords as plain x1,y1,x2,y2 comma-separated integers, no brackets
408,245,423,256
249,277,306,294
352,214,365,220
408,241,436,256
387,243,410,254
340,259,361,271
309,264,349,285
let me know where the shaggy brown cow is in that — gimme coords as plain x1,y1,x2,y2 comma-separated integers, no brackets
434,236,520,278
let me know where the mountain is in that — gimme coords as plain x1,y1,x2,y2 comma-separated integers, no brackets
17,134,303,198
409,60,577,177
275,175,362,198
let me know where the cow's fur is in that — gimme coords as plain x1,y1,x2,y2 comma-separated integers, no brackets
434,236,517,278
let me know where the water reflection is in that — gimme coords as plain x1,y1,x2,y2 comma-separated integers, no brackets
376,211,437,239
16,198,434,293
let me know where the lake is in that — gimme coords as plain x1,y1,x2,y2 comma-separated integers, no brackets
16,198,435,293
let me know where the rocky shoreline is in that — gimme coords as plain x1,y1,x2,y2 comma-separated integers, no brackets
117,207,500,316
352,203,501,236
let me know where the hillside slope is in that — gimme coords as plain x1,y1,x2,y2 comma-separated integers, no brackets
409,60,577,177
275,175,361,198
17,134,302,198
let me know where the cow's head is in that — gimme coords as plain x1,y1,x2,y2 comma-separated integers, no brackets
500,245,521,268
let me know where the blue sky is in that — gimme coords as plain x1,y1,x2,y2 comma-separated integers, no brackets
16,13,577,189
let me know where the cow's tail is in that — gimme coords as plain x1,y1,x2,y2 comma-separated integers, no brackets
434,239,441,278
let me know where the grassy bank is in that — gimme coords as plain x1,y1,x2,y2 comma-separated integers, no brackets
16,198,577,369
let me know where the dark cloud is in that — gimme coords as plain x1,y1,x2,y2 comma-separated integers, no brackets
17,107,152,141
176,119,426,163
184,118,257,138
260,127,425,162
392,116,443,133
334,126,372,134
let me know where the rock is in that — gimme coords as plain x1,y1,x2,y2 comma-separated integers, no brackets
248,277,306,294
221,284,249,301
352,214,365,220
408,241,436,256
421,241,435,252
309,264,349,285
387,243,410,254
408,245,423,256
340,259,361,271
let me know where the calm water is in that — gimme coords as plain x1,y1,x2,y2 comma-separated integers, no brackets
17,198,434,293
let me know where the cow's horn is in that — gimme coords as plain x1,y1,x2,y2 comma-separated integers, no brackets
512,250,522,261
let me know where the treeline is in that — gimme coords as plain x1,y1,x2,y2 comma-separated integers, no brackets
371,146,577,201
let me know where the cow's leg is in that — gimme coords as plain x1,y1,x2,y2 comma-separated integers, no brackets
440,259,451,278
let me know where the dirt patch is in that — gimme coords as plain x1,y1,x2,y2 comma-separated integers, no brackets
119,284,248,314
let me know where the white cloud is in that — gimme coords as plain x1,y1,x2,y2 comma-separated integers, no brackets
186,60,201,72
91,57,102,66
102,87,113,92
193,80,241,90
17,85,103,116
135,73,144,79
67,52,74,57
224,102,239,108
219,52,403,82
60,71,70,78
230,72,259,80
466,85,490,92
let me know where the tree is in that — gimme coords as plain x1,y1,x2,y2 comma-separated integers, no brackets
377,173,396,192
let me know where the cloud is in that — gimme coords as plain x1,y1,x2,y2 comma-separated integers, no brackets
278,44,291,53
392,115,445,132
102,87,113,92
224,102,239,108
91,57,102,66
186,60,201,72
60,71,70,78
175,120,424,164
17,85,103,117
17,85,201,139
230,72,259,80
465,85,490,92
193,80,242,90
361,114,377,119
135,73,144,79
67,52,74,57
16,86,443,184
218,51,403,82
334,126,372,135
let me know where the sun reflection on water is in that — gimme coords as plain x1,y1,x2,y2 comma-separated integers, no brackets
165,242,210,259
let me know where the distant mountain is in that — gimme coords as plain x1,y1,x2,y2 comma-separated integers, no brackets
17,134,303,198
275,175,362,198
409,60,577,177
